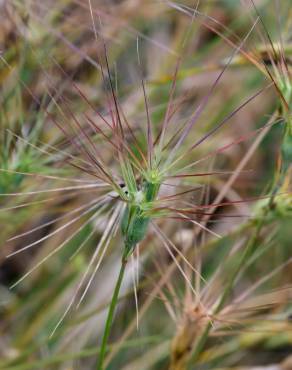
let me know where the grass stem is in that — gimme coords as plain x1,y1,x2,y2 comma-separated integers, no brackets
97,259,127,370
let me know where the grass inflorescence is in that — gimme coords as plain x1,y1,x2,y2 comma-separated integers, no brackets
0,1,291,369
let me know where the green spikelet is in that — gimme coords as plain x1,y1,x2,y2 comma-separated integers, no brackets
121,180,160,259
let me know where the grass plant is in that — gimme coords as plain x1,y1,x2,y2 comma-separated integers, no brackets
0,1,291,369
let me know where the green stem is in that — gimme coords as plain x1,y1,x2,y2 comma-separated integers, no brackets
97,259,127,370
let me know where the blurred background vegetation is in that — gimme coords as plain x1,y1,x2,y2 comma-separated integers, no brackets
0,0,291,369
